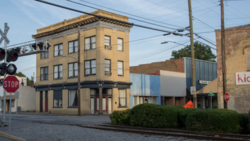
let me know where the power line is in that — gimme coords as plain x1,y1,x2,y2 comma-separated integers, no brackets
67,0,181,30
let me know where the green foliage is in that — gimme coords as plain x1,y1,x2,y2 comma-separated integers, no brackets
129,103,159,126
238,113,250,134
171,41,216,62
130,104,184,128
179,108,199,127
186,109,240,133
14,72,26,77
109,109,131,125
13,72,33,86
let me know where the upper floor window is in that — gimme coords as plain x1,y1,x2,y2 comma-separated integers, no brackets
118,61,123,76
40,67,48,81
41,52,48,59
85,60,96,76
118,38,123,51
54,44,63,56
85,36,96,50
69,40,78,54
247,50,250,70
68,62,78,78
54,64,62,79
105,59,111,75
105,36,111,46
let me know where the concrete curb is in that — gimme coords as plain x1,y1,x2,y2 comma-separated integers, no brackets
0,131,25,141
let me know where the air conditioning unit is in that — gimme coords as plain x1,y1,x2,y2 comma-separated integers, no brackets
105,45,112,50
105,71,112,76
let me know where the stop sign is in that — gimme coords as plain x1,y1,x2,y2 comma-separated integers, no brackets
224,93,229,102
3,76,19,93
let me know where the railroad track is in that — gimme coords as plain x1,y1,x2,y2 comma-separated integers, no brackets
80,124,250,141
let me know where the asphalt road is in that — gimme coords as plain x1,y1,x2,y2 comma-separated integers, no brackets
1,113,110,125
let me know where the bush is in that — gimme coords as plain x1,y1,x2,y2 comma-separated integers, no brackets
130,103,159,126
186,109,240,133
130,103,184,128
109,109,131,125
238,113,249,134
179,108,199,127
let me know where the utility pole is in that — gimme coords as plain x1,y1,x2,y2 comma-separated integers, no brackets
188,0,197,108
220,0,227,109
77,26,81,116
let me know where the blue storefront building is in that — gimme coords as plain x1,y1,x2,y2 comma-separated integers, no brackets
130,73,161,108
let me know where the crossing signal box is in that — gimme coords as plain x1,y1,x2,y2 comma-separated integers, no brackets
0,48,18,76
32,42,51,50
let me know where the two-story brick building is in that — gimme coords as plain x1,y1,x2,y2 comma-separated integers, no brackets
33,10,133,115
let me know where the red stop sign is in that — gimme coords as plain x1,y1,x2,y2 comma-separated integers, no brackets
3,76,19,93
224,93,229,102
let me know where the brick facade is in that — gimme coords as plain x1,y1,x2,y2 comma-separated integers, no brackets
216,24,250,113
130,58,184,74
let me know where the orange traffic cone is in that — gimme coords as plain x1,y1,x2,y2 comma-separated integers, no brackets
183,100,193,108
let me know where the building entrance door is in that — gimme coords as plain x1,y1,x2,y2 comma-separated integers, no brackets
96,96,107,112
45,91,48,112
40,92,43,112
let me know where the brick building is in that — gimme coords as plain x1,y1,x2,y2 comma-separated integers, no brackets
215,24,250,113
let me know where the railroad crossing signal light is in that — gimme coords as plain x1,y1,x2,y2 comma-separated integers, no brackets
0,48,5,61
32,42,51,51
7,50,18,62
6,64,17,75
0,63,17,76
0,63,7,75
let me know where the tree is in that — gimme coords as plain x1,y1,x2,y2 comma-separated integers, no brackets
171,41,216,62
13,72,33,86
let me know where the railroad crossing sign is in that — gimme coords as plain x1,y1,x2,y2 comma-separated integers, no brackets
3,76,19,93
0,23,10,45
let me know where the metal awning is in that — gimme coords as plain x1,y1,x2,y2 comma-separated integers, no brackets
196,78,218,94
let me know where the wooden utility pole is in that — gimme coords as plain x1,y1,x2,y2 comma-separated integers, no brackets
77,26,81,115
220,0,227,109
188,0,197,108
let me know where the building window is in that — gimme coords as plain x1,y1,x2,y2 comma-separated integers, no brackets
69,40,78,53
247,50,250,70
68,90,78,107
68,62,78,78
54,91,62,107
85,60,96,76
118,38,123,51
54,65,62,79
11,100,14,107
40,67,48,81
41,52,48,59
105,59,111,75
118,89,126,107
85,36,96,50
54,44,63,56
105,36,111,46
118,61,123,76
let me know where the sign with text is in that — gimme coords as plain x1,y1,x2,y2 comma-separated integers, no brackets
190,86,196,95
198,80,211,85
235,72,250,85
3,76,19,93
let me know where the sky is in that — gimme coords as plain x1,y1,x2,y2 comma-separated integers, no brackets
1,0,250,82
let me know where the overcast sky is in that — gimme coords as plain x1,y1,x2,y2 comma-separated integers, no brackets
1,0,250,82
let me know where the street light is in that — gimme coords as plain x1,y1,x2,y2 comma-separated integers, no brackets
161,41,186,46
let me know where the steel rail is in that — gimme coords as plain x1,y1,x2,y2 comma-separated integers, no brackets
79,124,250,141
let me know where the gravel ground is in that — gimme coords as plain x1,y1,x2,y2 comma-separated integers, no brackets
0,120,209,141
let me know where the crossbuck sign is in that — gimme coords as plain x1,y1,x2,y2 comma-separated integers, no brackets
0,23,10,45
